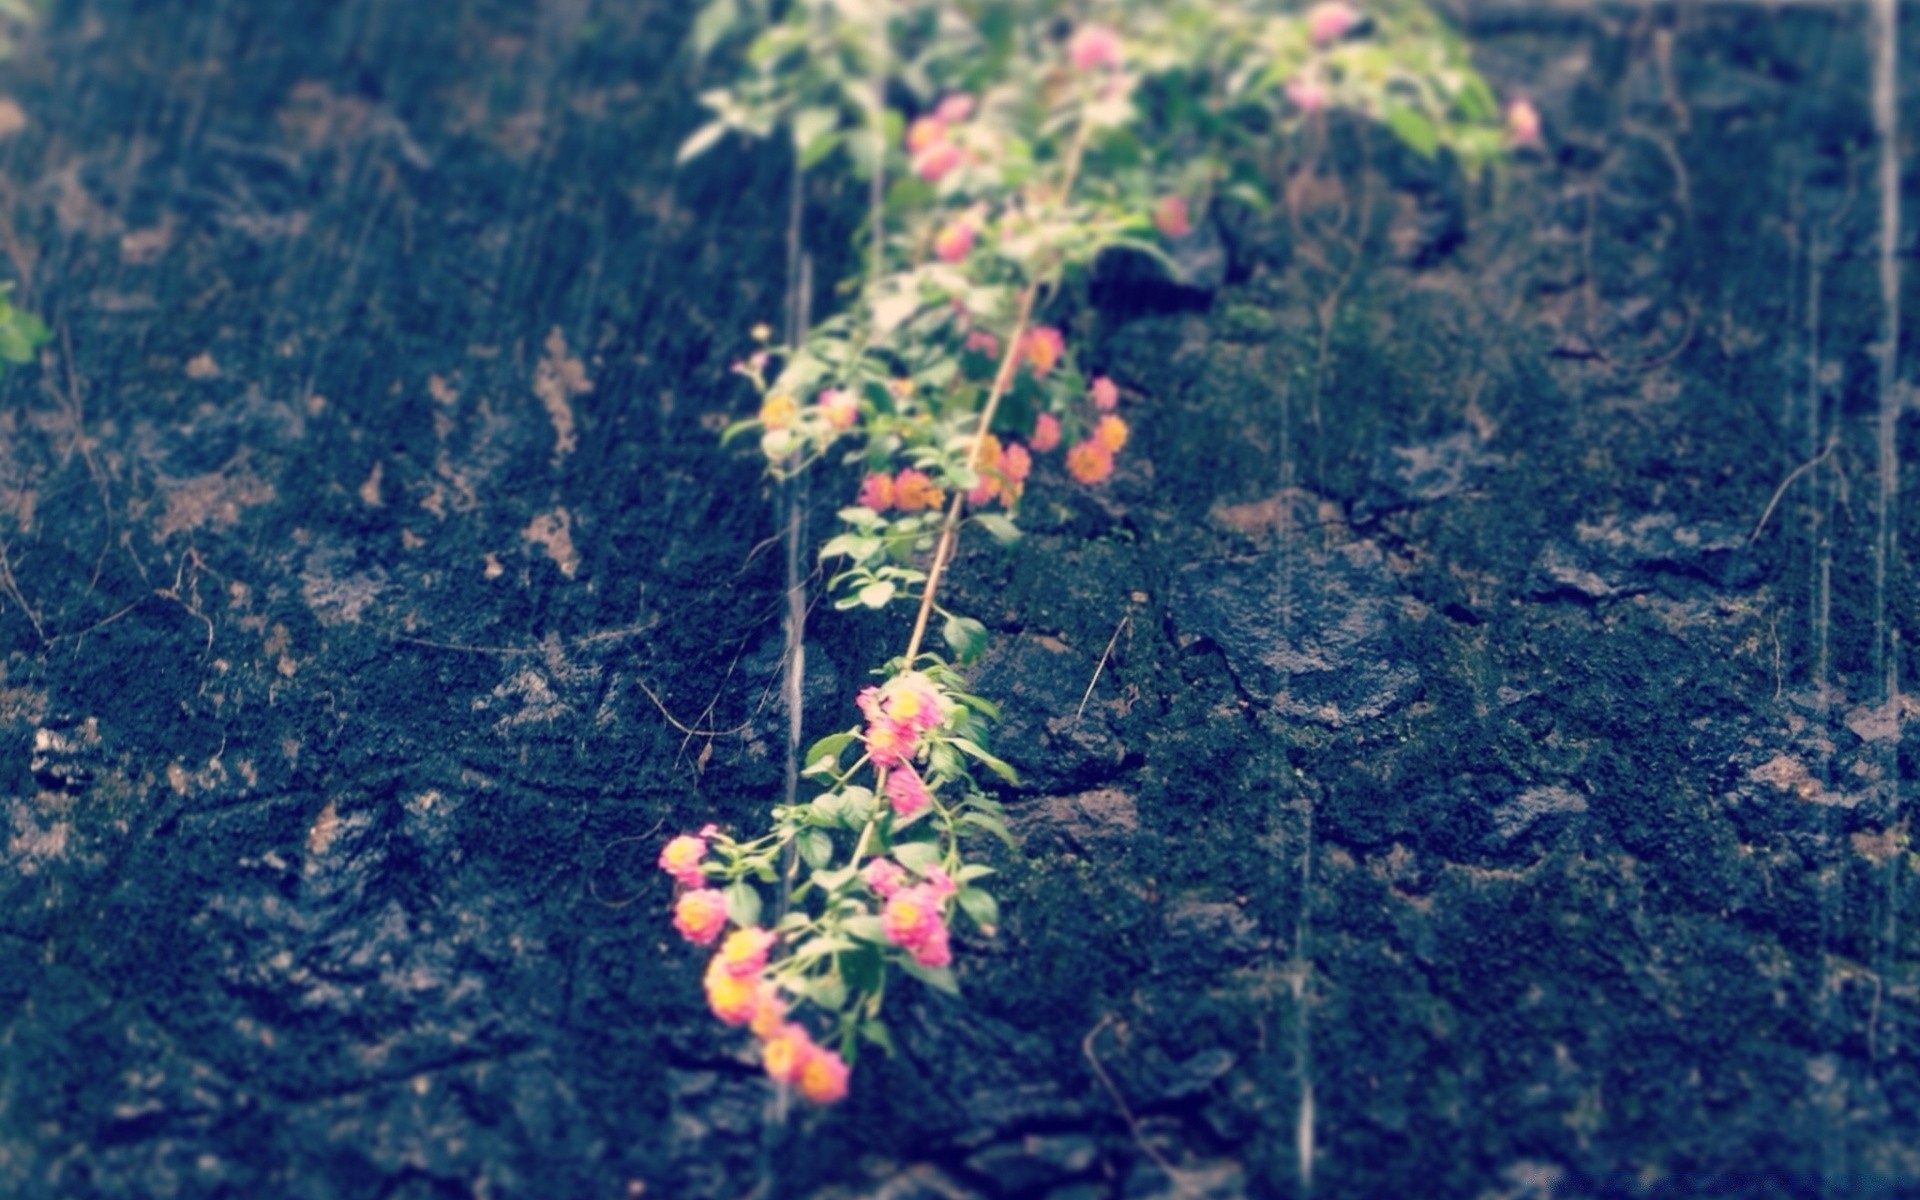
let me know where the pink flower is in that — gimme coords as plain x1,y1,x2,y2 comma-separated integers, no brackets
1001,442,1032,486
909,922,952,967
905,116,946,153
864,857,908,898
1152,196,1191,239
858,473,896,511
882,884,947,954
1286,78,1327,113
872,672,947,735
762,1022,816,1085
1090,376,1120,411
934,220,975,263
1022,326,1064,379
1069,23,1122,71
934,93,975,123
1307,1,1358,46
716,927,776,978
816,388,859,430
920,866,957,899
673,888,729,945
1031,413,1062,453
704,956,760,1024
797,1046,850,1105
886,764,934,819
914,141,963,183
1507,98,1542,148
965,330,1001,359
658,833,707,887
864,715,914,768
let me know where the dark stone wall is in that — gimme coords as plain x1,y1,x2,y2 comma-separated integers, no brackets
0,2,1915,1198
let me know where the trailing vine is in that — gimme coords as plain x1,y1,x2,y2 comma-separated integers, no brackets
663,0,1523,1105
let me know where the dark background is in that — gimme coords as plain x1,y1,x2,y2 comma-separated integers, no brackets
0,1,1916,1197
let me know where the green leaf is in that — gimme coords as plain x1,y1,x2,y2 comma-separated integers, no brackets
799,828,835,869
804,731,856,774
959,810,1017,848
897,958,960,995
893,840,944,874
860,1019,896,1056
723,880,762,929
1385,106,1440,159
791,105,839,159
808,972,848,1010
941,614,989,664
843,914,888,943
798,129,843,170
838,786,876,830
950,737,1019,785
956,864,996,883
689,0,738,58
971,512,1021,546
676,119,731,164
858,580,897,609
956,887,999,933
810,792,848,826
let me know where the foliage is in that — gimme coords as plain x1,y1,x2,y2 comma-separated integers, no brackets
660,0,1518,1105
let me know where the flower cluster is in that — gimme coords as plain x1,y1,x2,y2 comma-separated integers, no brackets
867,858,958,967
663,840,853,1105
678,0,1519,1108
857,671,950,769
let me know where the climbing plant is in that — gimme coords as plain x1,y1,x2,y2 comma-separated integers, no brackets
662,0,1524,1105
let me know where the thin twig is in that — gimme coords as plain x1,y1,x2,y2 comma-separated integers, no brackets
1075,610,1131,722
1083,1016,1200,1198
1750,435,1838,546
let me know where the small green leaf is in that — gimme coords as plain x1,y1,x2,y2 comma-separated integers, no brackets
676,119,731,164
809,972,848,1010
843,914,888,943
803,731,855,775
897,958,960,995
689,0,737,58
799,828,835,869
956,887,999,933
941,614,989,664
956,864,996,883
893,841,943,874
723,880,762,929
971,512,1021,546
950,737,1019,785
810,792,848,826
860,1019,896,1056
1385,106,1440,159
959,810,1017,848
858,580,897,609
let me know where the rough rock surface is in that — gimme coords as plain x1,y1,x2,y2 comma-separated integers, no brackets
0,1,1916,1199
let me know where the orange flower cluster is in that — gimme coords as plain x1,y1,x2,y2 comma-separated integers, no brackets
858,468,946,513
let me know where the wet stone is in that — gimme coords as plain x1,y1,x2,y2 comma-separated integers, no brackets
1529,512,1756,600
1359,429,1501,515
963,1134,1099,1195
1175,526,1420,727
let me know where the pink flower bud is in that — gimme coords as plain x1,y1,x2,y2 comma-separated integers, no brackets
1507,98,1542,148
914,141,963,183
886,764,934,819
1069,24,1121,71
797,1046,850,1105
1090,375,1120,411
934,93,975,123
864,857,908,898
1286,78,1327,113
1031,412,1063,453
1152,196,1191,239
934,220,975,263
857,473,896,511
816,388,859,430
1307,2,1359,46
905,116,945,153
